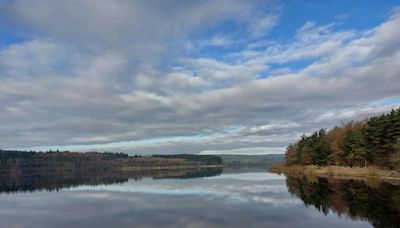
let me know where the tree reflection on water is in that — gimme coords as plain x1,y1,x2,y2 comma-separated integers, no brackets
0,167,223,194
285,175,400,228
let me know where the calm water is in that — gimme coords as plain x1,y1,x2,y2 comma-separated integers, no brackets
0,168,399,228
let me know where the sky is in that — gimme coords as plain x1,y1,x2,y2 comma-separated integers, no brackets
1,0,400,155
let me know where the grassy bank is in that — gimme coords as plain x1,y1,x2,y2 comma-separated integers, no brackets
269,164,400,180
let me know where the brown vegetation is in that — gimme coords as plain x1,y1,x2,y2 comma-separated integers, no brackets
269,164,400,181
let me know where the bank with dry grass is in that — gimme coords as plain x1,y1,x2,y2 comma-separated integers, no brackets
269,164,400,180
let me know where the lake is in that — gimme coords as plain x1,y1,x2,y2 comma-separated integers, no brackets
0,168,398,228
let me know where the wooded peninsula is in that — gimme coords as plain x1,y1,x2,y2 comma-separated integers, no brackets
270,108,400,180
0,150,223,173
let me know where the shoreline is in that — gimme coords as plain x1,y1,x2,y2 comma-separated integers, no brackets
0,164,224,175
118,164,224,172
268,164,400,181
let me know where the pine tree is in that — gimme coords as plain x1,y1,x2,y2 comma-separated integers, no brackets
284,108,400,170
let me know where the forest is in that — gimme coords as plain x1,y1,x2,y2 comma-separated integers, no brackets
0,150,223,173
284,108,400,170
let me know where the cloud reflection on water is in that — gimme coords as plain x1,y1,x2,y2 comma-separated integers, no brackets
0,171,373,228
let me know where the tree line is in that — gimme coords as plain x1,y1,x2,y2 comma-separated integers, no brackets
285,108,400,170
0,150,130,172
0,150,223,172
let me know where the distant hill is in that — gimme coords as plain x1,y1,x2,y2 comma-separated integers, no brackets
217,154,284,167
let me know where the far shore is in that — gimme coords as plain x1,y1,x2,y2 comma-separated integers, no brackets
269,164,400,181
118,164,224,172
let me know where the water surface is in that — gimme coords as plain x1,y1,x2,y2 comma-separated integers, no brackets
0,168,398,228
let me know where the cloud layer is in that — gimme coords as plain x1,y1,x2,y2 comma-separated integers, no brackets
0,1,399,154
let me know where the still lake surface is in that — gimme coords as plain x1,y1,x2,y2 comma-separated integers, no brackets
0,168,398,228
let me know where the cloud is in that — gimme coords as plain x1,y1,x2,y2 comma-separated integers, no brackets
1,0,256,60
248,15,278,37
0,2,399,154
200,147,285,155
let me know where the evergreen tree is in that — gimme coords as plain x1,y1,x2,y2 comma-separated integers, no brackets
284,108,400,170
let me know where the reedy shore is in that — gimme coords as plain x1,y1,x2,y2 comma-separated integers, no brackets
269,164,400,181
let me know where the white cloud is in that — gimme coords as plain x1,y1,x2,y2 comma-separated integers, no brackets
248,15,278,37
0,2,399,154
200,147,285,155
